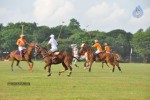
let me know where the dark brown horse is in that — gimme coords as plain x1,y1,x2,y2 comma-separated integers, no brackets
35,45,74,76
9,42,36,71
79,45,122,72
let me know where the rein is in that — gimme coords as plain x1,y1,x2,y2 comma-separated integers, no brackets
41,53,49,59
35,45,50,59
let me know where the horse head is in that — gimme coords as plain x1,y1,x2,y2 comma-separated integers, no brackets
35,45,48,56
29,41,36,47
27,41,37,52
34,45,42,56
79,44,88,54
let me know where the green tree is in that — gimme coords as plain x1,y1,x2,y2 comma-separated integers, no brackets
0,28,20,51
105,29,133,60
131,28,150,62
33,26,50,45
68,18,80,31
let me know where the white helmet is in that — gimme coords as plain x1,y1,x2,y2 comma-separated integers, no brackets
20,34,25,37
95,39,98,43
71,44,77,47
104,42,107,45
50,34,54,38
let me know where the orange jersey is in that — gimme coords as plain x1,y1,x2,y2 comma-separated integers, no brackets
93,43,103,51
105,45,110,53
16,38,27,47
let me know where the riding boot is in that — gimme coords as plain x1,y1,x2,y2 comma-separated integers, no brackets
95,54,100,61
93,55,96,61
20,55,23,61
20,52,23,61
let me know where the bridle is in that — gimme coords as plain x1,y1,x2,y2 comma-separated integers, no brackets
35,45,49,59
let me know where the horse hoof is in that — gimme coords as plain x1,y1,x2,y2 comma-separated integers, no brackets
67,75,70,77
44,67,46,70
89,69,91,72
47,74,51,76
58,72,61,76
18,66,22,69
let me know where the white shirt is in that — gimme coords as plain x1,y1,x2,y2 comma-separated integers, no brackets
48,37,58,49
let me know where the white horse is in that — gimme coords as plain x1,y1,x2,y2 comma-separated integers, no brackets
71,44,88,68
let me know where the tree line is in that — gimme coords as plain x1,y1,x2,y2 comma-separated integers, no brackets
0,18,150,62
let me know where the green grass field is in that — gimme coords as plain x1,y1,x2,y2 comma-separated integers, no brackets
0,61,150,100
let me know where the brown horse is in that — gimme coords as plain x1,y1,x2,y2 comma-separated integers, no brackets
79,45,122,72
35,45,74,76
9,42,36,71
70,44,110,69
101,53,121,69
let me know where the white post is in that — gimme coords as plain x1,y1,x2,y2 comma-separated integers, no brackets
58,21,64,39
130,48,132,63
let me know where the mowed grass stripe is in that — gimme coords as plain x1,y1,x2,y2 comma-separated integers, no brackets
0,61,150,100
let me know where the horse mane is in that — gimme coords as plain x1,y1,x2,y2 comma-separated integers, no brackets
85,45,93,52
43,47,48,52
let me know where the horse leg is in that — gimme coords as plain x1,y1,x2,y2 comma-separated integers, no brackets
105,56,116,72
29,59,34,67
83,61,87,69
74,59,79,68
43,63,51,76
44,63,50,70
29,59,34,70
66,63,72,77
102,62,104,69
107,59,115,72
110,62,116,72
75,64,79,68
105,61,111,70
112,65,115,72
47,65,51,76
16,60,22,70
83,61,89,69
89,61,93,72
84,61,86,67
26,61,33,71
59,62,68,76
11,59,15,71
115,61,122,72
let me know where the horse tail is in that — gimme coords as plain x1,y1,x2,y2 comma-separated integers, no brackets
4,54,11,61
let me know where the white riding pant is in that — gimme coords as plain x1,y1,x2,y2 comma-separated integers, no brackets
18,46,26,51
50,47,58,52
95,50,101,54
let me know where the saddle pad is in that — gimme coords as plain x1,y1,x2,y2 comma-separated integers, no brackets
54,52,60,55
15,49,26,55
15,50,21,55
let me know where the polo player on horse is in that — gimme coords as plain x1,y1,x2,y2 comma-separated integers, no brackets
104,42,110,53
47,34,60,61
16,34,28,60
92,39,103,61
47,34,58,53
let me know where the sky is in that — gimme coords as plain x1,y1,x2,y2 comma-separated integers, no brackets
0,0,150,33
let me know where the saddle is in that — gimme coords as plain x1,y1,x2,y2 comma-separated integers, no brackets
15,49,27,55
94,52,104,61
53,51,60,56
49,51,60,63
